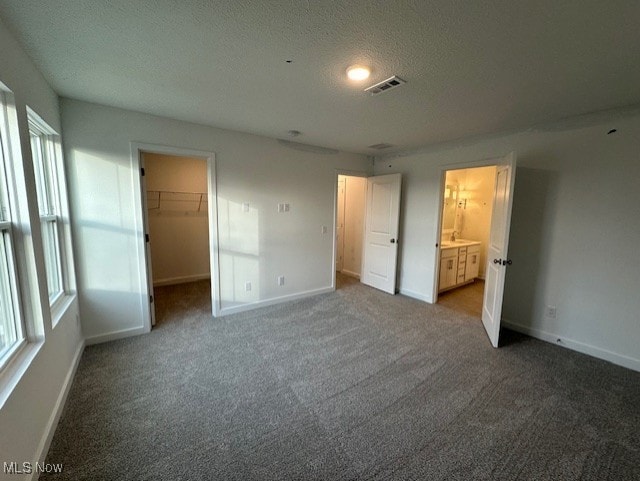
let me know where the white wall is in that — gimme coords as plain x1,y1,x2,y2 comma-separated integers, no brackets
143,153,210,285
61,98,371,341
0,17,83,479
376,112,640,371
341,176,366,278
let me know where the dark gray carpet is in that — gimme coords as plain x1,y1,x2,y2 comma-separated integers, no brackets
42,275,640,480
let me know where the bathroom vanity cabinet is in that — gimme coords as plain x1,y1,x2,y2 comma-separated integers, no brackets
438,240,481,292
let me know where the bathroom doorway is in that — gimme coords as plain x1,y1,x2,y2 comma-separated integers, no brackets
434,152,517,347
335,173,366,289
437,165,497,317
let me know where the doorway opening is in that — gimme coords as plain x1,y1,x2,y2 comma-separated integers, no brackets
333,171,403,294
434,152,516,347
334,173,366,289
142,152,211,326
133,143,220,332
437,165,497,317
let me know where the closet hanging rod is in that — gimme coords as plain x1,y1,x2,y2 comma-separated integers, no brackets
147,190,208,212
146,189,207,195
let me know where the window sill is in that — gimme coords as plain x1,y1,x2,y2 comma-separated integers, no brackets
51,292,77,329
0,340,44,410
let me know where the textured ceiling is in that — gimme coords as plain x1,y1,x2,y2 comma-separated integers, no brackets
1,0,639,154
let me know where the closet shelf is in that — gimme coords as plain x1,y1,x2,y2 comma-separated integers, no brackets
147,190,208,214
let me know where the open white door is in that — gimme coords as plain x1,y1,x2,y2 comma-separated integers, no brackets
139,153,156,327
482,153,516,347
361,173,402,294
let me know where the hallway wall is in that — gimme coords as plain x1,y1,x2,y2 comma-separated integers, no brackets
338,175,366,278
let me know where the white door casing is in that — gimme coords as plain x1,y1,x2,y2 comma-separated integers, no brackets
336,178,345,271
482,152,517,347
361,173,402,294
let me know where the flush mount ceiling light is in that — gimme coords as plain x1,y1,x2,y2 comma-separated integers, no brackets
346,65,371,81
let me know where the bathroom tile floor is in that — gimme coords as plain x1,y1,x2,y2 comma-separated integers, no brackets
437,279,485,318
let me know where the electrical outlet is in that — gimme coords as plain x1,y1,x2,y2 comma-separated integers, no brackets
277,276,285,286
245,281,251,292
284,203,290,212
545,305,557,319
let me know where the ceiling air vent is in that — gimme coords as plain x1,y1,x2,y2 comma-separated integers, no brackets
364,76,406,95
368,143,394,150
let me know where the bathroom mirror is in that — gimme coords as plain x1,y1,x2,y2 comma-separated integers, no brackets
442,184,458,231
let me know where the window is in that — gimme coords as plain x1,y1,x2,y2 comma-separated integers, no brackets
0,191,23,365
28,110,68,307
0,92,25,368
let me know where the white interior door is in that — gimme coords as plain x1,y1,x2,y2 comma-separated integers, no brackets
140,153,156,327
361,173,402,294
482,152,516,347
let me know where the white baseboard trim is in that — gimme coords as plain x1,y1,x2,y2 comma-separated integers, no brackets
340,269,361,279
502,319,640,373
399,288,433,303
219,287,334,317
85,326,148,346
32,339,85,479
153,274,210,287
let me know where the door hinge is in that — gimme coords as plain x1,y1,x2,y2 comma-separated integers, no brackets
149,295,153,304
141,167,145,176
145,233,150,242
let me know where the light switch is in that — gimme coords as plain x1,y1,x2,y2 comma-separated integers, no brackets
242,202,250,212
321,226,328,234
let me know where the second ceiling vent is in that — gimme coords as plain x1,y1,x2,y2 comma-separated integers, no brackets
365,76,406,95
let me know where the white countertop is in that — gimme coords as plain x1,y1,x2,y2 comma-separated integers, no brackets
440,239,481,249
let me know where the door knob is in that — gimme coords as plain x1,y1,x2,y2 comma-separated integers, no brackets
390,238,396,243
493,259,513,266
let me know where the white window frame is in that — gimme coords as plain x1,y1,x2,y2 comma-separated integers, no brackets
27,108,73,320
0,84,54,409
0,141,26,370
0,89,29,375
